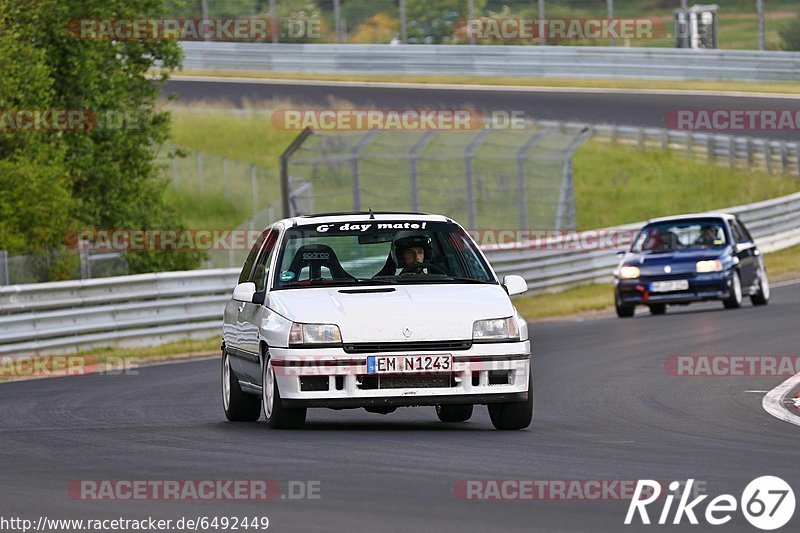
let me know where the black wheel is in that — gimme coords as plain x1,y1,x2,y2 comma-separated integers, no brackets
648,303,667,315
488,369,533,431
222,348,261,422
615,294,635,318
723,271,743,309
435,404,473,422
262,355,306,429
751,267,770,306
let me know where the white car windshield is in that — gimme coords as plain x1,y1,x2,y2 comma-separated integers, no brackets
273,220,495,289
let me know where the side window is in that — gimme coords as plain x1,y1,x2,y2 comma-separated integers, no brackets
238,231,268,284
730,221,747,244
736,219,754,243
251,230,279,292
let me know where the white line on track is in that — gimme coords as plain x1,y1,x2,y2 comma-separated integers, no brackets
170,74,800,100
762,371,800,428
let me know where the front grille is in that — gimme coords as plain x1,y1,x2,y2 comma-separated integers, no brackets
343,340,471,354
357,373,455,390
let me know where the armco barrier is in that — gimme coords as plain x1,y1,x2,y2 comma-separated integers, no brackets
180,42,800,82
1,192,799,356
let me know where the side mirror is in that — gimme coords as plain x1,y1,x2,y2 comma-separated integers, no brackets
232,282,257,303
503,275,528,296
615,250,626,257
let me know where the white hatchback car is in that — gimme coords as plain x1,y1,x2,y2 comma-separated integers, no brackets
221,212,532,430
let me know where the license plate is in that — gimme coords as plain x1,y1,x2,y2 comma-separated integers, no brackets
651,280,689,293
367,355,452,374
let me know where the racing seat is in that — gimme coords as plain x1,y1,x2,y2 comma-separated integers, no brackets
287,244,354,281
373,255,397,277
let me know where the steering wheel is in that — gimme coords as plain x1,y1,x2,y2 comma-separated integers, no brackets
400,262,446,275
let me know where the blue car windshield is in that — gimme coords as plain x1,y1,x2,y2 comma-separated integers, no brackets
633,220,728,252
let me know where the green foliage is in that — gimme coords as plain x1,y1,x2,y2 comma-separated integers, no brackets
0,0,204,275
779,13,800,51
406,0,487,44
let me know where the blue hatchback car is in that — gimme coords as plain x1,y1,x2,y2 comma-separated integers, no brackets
614,214,770,318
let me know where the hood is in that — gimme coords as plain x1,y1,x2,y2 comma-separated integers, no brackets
267,284,513,343
625,248,729,276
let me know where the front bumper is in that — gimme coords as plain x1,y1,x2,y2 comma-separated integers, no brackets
615,271,733,306
269,341,531,408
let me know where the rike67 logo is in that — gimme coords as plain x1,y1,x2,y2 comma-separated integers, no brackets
625,477,795,530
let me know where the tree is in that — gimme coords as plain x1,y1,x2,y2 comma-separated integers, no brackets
406,0,486,44
0,0,203,276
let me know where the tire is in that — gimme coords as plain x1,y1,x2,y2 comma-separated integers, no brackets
435,404,473,422
615,295,635,318
648,303,667,315
262,355,306,429
488,369,533,431
723,271,743,309
751,267,770,306
222,349,261,422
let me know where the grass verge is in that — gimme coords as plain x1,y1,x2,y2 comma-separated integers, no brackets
174,71,800,96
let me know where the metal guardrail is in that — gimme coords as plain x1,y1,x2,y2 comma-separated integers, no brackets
181,42,800,82
541,121,800,177
2,189,799,356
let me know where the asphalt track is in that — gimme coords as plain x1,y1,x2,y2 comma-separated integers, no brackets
163,78,800,141
2,283,799,532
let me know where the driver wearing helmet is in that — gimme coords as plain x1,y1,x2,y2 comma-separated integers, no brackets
391,232,433,274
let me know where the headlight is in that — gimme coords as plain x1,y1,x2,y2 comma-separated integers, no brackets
696,260,723,273
472,318,520,342
289,323,342,346
618,265,641,279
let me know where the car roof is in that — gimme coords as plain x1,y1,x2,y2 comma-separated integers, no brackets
285,212,453,227
646,212,735,225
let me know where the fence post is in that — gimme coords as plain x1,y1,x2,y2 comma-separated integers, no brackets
350,130,379,212
408,131,436,212
729,137,736,168
686,133,693,159
222,157,229,201
465,130,491,230
780,142,789,174
796,144,800,178
764,140,773,175
516,131,546,231
747,137,754,166
661,130,668,151
0,250,8,286
250,165,258,217
196,152,204,188
171,156,178,192
637,128,645,151
79,248,91,280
